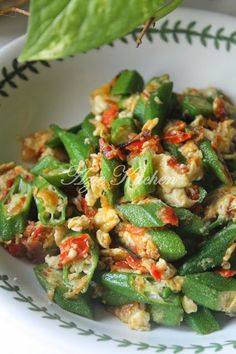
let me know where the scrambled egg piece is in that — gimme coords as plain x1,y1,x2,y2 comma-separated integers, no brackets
110,302,150,331
204,185,236,222
22,130,67,162
154,153,190,192
180,141,203,181
215,120,236,153
94,207,120,232
68,215,93,232
96,229,111,249
154,152,203,208
116,225,159,260
158,187,197,208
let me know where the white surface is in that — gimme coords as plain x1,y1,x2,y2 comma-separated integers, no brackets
0,3,236,354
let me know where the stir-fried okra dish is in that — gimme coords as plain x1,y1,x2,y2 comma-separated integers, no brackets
1,70,236,334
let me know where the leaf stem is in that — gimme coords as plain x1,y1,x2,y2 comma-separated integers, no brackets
136,0,183,47
0,6,29,16
136,17,156,47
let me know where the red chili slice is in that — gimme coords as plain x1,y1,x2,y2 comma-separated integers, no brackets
124,224,146,236
58,234,90,267
216,269,236,278
167,157,188,174
160,206,179,226
125,136,162,156
99,138,125,160
163,131,193,144
32,225,46,240
102,103,119,127
214,98,228,119
150,264,162,281
6,178,15,189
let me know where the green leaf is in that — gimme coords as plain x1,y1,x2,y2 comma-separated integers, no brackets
19,0,184,62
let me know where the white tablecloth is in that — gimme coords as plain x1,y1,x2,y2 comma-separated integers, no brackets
0,1,235,353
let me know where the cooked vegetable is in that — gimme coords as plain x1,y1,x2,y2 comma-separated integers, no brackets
33,176,68,226
185,306,220,335
199,140,232,185
51,125,94,189
101,155,121,205
2,71,236,333
182,272,236,314
135,75,173,134
111,70,144,95
100,272,173,305
111,117,137,145
0,177,32,241
181,95,213,117
148,230,187,261
173,208,206,236
150,294,183,326
117,200,178,228
124,151,155,201
180,223,236,275
60,232,99,296
47,123,82,148
31,156,73,187
34,263,93,318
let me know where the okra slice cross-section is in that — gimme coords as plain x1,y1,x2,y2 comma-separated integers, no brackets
124,151,155,201
33,176,68,226
0,176,32,241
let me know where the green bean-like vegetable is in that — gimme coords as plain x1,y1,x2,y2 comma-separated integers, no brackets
182,272,236,314
34,263,93,319
2,70,236,334
199,140,232,185
31,156,73,187
148,229,187,261
185,306,220,335
111,70,144,95
181,95,213,117
117,199,178,227
100,272,173,305
149,294,184,327
0,177,32,241
124,151,155,201
180,223,236,275
33,176,68,226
